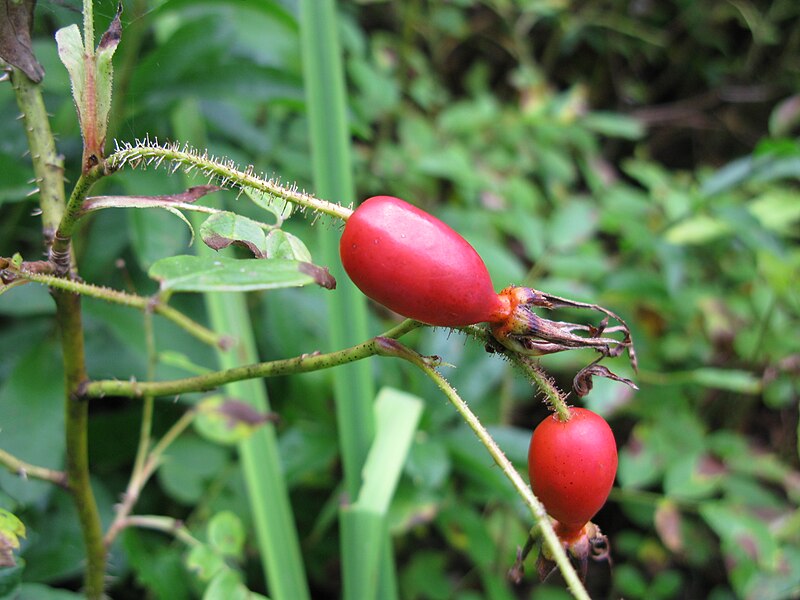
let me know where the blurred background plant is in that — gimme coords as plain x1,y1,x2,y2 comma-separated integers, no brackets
0,0,798,598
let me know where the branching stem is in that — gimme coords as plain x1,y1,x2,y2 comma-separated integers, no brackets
11,268,227,349
85,320,421,399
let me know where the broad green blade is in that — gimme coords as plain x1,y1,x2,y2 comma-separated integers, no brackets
343,388,422,600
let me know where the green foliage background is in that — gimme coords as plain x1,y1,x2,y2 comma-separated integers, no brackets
1,0,799,598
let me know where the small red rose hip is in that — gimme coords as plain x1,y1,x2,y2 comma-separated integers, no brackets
528,407,617,539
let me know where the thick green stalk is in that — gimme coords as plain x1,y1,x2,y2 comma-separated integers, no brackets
56,292,106,600
10,69,65,235
11,67,107,599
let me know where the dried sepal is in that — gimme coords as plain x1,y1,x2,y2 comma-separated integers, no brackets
490,286,638,371
573,362,639,398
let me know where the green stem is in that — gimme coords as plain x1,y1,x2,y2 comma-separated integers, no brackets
82,0,94,53
105,410,196,546
375,339,590,600
121,515,202,547
0,448,68,488
11,66,107,600
85,320,420,399
55,290,106,599
51,165,106,275
10,69,65,235
106,142,352,221
13,270,226,348
462,325,571,420
133,311,157,478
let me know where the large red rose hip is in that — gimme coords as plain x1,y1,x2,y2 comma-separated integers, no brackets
339,196,509,327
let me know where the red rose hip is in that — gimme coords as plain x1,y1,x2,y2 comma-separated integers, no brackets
340,196,509,327
528,407,617,538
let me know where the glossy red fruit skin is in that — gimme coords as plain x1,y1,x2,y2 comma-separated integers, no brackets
340,196,509,327
528,408,617,533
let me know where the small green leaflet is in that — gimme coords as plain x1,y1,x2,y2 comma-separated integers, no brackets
200,212,268,258
243,186,293,224
148,255,335,292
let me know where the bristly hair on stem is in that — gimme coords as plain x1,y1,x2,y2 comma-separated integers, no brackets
107,137,353,222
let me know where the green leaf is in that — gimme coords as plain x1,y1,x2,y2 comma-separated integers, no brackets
663,453,723,500
55,24,86,132
748,189,800,235
94,5,122,150
664,215,731,245
148,255,335,292
340,389,422,600
547,198,598,251
769,95,800,137
129,208,192,271
158,350,214,376
278,422,338,487
186,544,226,583
264,229,312,261
194,396,273,446
583,111,645,140
123,530,193,599
243,186,293,224
207,511,245,559
0,559,24,597
203,569,249,600
157,435,230,505
687,368,762,394
340,508,385,600
405,435,451,490
200,212,268,258
14,583,86,599
699,502,780,568
0,342,64,505
0,509,25,567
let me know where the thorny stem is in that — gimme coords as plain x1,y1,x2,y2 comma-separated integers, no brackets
374,338,590,600
10,68,65,236
0,448,68,488
106,139,353,221
9,268,227,348
11,67,107,600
